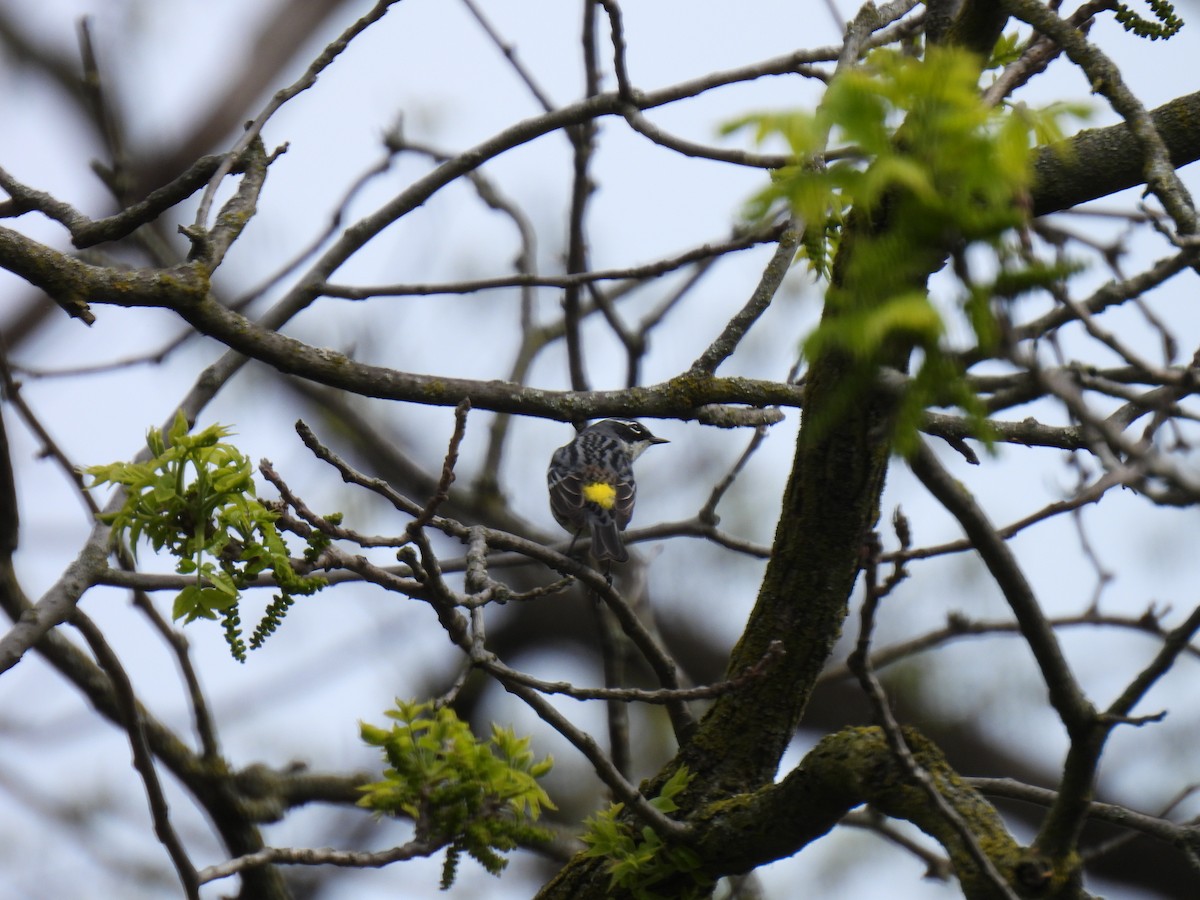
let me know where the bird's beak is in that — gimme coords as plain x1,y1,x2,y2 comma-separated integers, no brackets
651,435,669,445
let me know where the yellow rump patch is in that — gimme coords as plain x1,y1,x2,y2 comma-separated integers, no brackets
581,482,617,509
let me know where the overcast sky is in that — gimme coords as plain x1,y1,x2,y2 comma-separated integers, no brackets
3,2,1200,898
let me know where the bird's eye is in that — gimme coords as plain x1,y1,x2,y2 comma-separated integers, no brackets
628,427,648,441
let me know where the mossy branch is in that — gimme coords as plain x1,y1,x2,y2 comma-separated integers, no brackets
688,726,1082,900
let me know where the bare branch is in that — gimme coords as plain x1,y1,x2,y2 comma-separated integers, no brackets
971,777,1200,864
1105,602,1200,722
404,398,471,539
0,526,109,676
194,0,405,229
70,610,200,898
907,441,1095,732
478,640,783,705
1002,0,1196,235
198,838,444,884
320,222,785,298
459,0,555,112
690,226,803,376
849,532,1018,900
0,154,237,248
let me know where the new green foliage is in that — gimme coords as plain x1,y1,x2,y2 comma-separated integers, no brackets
724,44,1085,453
580,767,708,900
359,700,555,890
85,411,326,660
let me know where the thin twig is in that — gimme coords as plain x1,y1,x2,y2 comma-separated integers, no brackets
593,596,633,782
1105,602,1200,722
841,809,953,881
884,470,1122,565
689,227,803,376
76,18,131,205
970,777,1200,865
560,0,604,394
698,426,770,525
320,223,786,298
198,838,444,884
70,609,200,899
477,639,783,704
908,441,1095,732
128,589,220,760
0,353,98,519
499,672,692,842
194,0,404,229
1002,0,1195,236
847,536,1019,900
821,604,1200,683
404,399,471,539
459,0,556,112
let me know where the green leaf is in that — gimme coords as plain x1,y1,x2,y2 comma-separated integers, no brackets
987,31,1025,70
724,45,1090,453
580,767,709,899
358,700,555,890
172,585,202,622
84,417,328,659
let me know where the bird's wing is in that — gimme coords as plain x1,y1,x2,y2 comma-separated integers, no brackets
612,477,636,531
548,447,585,531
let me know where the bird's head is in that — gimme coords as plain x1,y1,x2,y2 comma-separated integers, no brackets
585,419,669,460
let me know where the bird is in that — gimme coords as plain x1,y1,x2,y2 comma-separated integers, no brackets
547,419,668,563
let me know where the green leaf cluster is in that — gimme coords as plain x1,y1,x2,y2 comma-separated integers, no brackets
358,700,555,890
580,767,709,900
986,30,1025,70
728,46,1042,280
85,412,326,660
725,46,1083,453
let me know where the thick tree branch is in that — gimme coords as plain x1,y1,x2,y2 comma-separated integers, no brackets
684,727,1053,900
1006,0,1196,233
0,524,109,676
1031,90,1200,218
0,155,236,247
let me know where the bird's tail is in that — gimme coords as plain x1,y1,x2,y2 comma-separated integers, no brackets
589,513,628,562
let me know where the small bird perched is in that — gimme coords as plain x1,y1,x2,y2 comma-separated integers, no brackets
547,419,668,563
